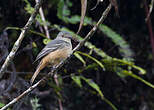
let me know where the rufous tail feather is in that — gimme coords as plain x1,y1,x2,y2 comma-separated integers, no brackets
31,61,46,84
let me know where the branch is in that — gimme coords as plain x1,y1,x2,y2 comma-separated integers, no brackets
35,0,50,38
0,76,48,110
145,0,154,21
0,0,43,78
54,74,63,110
73,3,112,52
144,0,154,58
0,3,112,110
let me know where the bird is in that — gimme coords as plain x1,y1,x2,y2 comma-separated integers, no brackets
31,31,74,84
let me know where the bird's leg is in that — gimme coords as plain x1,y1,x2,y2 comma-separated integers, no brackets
50,66,57,73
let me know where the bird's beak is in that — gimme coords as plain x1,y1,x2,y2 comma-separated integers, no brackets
66,36,73,40
68,36,79,42
69,36,79,49
64,36,76,41
63,34,79,48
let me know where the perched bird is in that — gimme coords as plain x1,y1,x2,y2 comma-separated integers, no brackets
31,31,74,84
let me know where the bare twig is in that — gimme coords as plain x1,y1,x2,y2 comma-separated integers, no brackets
145,0,154,21
0,75,49,110
91,0,101,10
35,0,50,38
0,3,112,110
73,3,112,51
144,0,154,58
76,0,87,34
54,74,63,110
0,0,43,78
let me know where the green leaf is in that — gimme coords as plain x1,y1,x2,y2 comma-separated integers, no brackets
0,102,11,110
24,0,50,26
57,0,65,19
43,38,51,45
67,15,92,25
24,0,34,14
132,65,146,75
71,75,82,88
68,15,81,24
77,51,105,71
48,80,62,92
66,0,72,7
84,63,98,70
56,27,146,75
80,76,118,110
99,24,134,62
57,0,72,23
32,42,37,48
30,97,41,110
81,76,103,97
0,102,5,108
56,26,151,93
115,67,128,78
112,58,146,75
123,70,154,88
36,15,51,26
103,97,118,110
56,27,109,60
74,52,86,66
29,30,46,38
5,27,47,38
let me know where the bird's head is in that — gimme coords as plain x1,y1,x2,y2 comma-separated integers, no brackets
56,31,73,40
57,31,79,48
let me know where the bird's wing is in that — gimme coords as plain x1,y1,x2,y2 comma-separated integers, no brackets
34,39,68,62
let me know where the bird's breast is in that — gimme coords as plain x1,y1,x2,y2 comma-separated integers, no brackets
42,46,72,67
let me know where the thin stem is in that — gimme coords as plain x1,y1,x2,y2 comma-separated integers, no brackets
54,74,63,110
35,0,50,38
0,0,43,78
0,3,112,110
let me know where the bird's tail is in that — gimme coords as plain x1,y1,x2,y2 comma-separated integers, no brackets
30,61,46,85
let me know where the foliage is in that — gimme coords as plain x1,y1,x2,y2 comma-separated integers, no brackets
20,0,154,108
0,102,10,110
99,24,134,62
76,51,105,70
24,0,50,26
71,75,118,110
30,97,41,110
1,0,154,110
